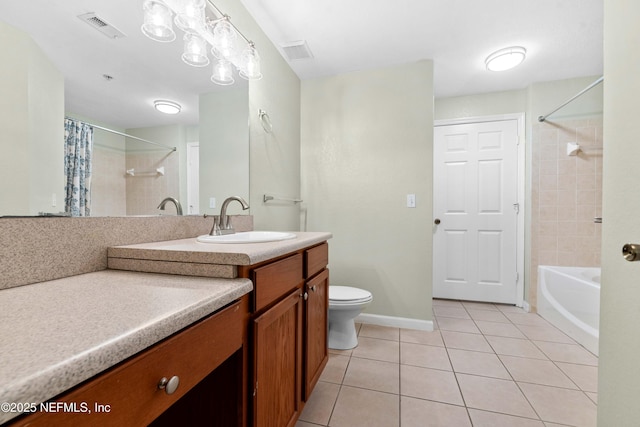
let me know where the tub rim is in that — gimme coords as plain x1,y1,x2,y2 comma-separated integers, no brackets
538,265,599,339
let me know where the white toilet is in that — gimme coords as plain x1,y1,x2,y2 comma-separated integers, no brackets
328,286,373,350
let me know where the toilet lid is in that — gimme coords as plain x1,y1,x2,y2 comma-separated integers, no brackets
329,286,372,303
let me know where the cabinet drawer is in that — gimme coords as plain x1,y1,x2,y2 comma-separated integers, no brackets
11,301,243,427
305,243,328,279
253,253,303,312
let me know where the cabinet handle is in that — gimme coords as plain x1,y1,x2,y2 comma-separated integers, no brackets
309,285,317,292
158,376,180,395
301,292,308,301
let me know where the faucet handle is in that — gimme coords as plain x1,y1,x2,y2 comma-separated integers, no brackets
204,214,222,236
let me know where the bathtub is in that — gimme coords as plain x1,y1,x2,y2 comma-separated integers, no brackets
537,266,600,355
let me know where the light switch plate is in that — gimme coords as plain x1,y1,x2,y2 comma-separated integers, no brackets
407,194,416,208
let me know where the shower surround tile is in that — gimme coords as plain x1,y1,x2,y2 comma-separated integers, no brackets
530,116,603,309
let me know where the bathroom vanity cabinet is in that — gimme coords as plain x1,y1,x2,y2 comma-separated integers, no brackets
2,232,331,427
240,242,329,427
6,297,248,427
96,232,331,427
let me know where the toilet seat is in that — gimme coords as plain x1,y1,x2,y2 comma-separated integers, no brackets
329,286,373,305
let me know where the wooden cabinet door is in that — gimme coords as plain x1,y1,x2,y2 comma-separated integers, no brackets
304,268,329,400
253,288,303,427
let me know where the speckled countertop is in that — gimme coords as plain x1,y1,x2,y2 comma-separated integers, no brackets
0,270,252,424
108,231,333,267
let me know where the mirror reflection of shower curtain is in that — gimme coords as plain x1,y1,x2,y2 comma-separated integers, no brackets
64,118,93,216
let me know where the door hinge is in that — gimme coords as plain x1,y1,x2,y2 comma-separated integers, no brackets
516,272,520,283
513,203,520,214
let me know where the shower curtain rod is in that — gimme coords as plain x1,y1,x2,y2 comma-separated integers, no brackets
65,117,177,152
538,76,604,122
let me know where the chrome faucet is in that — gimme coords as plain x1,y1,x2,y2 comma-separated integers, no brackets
157,197,183,216
208,196,249,235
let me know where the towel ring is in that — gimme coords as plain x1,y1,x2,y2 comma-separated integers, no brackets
259,109,272,133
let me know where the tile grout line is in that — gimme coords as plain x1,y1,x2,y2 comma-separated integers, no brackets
313,302,596,427
443,303,474,426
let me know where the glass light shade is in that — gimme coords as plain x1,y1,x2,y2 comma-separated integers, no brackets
174,0,206,34
141,0,176,42
485,46,526,71
154,100,181,114
239,44,262,80
181,33,209,67
211,60,235,85
211,20,237,60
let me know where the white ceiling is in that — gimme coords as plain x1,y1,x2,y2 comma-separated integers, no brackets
240,0,603,98
0,0,603,129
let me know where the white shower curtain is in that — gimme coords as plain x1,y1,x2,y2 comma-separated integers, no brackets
64,118,93,216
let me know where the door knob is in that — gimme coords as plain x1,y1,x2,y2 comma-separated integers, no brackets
158,376,180,395
622,243,640,262
434,218,441,225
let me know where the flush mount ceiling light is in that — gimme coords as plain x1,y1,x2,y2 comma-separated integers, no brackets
485,46,526,71
154,100,182,114
141,0,261,86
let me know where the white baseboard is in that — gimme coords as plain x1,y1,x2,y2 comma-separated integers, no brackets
356,313,434,331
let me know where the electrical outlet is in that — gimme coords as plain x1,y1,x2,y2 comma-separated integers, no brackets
209,197,216,209
406,194,416,208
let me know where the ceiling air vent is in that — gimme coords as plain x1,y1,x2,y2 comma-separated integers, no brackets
78,12,126,39
281,41,313,61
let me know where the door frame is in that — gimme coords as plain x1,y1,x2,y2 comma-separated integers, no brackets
186,142,199,215
433,113,526,308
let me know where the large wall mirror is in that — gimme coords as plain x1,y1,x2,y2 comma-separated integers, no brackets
0,0,249,217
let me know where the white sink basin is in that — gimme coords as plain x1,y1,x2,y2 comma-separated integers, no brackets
196,231,297,244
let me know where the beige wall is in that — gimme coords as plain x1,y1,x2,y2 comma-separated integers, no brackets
0,21,64,216
247,42,301,232
435,89,527,120
598,0,640,423
214,0,302,232
301,61,434,322
199,88,249,215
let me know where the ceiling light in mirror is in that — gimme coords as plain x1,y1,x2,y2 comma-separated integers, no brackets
154,100,182,114
141,0,176,42
485,46,526,71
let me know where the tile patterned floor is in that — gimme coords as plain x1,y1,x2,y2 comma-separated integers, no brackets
296,299,598,427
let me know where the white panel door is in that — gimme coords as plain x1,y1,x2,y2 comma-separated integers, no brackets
433,120,519,304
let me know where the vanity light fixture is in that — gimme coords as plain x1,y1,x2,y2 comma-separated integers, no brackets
485,46,526,71
154,100,182,114
141,0,176,42
211,59,234,85
141,0,261,85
